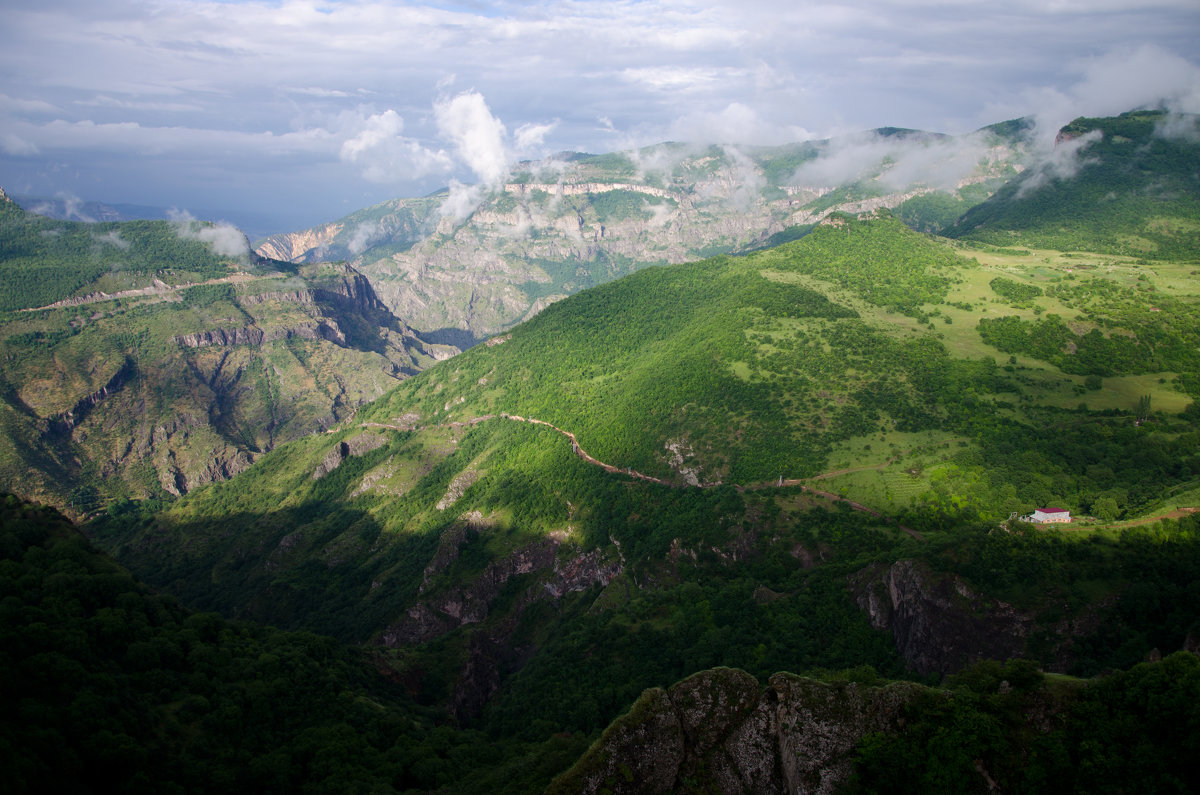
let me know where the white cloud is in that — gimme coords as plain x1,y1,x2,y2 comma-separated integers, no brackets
289,86,354,98
514,120,559,152
1016,129,1102,198
96,229,129,249
787,129,1000,194
338,109,452,183
665,102,814,147
990,44,1200,150
439,179,485,221
1156,113,1200,142
346,220,380,255
789,134,889,188
168,208,250,257
0,93,61,114
434,90,510,186
718,145,765,211
60,194,94,222
2,133,39,156
340,110,405,161
429,90,559,217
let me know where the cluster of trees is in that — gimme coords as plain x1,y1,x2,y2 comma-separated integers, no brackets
979,314,1150,376
849,652,1200,793
989,276,1043,304
758,215,962,316
179,283,237,308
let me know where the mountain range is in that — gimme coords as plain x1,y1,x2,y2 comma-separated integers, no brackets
3,109,1200,793
256,122,1030,343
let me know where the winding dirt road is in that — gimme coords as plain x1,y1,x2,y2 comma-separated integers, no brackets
367,412,926,541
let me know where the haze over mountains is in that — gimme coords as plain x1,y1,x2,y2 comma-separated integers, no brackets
3,108,1200,793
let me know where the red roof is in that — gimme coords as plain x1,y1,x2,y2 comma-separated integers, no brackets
1037,507,1069,514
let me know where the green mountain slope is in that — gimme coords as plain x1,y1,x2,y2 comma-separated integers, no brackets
950,110,1200,258
93,215,1200,766
0,194,454,510
360,215,985,487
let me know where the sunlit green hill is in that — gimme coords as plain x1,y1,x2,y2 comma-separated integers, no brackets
95,212,1200,677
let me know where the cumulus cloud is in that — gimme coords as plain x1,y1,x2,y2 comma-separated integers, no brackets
514,120,559,151
339,109,452,183
168,209,250,257
430,90,559,219
435,91,510,186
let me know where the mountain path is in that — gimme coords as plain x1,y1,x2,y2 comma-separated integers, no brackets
362,413,926,541
23,271,272,312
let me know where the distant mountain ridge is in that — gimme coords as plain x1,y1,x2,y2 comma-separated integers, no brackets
10,193,289,240
258,126,1030,341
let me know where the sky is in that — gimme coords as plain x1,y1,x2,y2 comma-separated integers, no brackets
1,0,1198,236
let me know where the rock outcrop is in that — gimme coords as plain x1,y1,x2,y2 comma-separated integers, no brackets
49,356,137,435
175,320,346,348
851,560,1036,675
547,668,925,795
312,432,389,479
379,537,562,646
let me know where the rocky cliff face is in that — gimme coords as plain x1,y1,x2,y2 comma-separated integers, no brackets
376,514,623,721
1,261,456,509
849,559,1101,675
380,528,622,643
547,667,925,795
255,222,346,262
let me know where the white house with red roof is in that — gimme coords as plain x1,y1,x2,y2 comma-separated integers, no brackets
1022,507,1071,524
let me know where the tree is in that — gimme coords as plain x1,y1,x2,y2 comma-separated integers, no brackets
1136,394,1152,421
1093,496,1119,523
